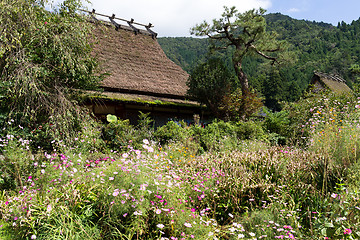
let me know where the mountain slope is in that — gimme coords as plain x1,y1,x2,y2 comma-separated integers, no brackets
158,13,360,108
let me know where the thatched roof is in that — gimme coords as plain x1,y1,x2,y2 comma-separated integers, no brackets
91,19,189,98
310,72,352,94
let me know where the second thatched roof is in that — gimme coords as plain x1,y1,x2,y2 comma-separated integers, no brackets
310,72,352,94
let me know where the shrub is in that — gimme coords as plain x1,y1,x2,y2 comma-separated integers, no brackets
154,121,188,145
102,117,137,151
235,120,267,141
221,88,263,121
263,109,290,145
199,120,238,151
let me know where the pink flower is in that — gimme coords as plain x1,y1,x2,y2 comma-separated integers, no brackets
44,22,48,25
5,201,9,205
112,189,119,197
344,228,352,235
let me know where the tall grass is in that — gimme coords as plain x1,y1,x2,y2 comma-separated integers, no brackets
1,94,360,239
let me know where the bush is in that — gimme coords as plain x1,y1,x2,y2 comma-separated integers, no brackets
235,120,267,141
263,109,290,145
102,117,137,151
154,121,188,145
199,120,238,151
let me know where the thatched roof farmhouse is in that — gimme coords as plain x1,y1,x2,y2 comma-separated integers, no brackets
309,72,352,94
83,10,206,125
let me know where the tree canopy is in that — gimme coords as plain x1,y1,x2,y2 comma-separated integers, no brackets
0,0,102,132
186,58,235,117
191,7,288,96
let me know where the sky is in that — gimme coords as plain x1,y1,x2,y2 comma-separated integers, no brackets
52,0,360,37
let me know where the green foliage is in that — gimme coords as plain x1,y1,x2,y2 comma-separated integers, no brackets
192,6,289,99
135,111,155,141
0,0,103,138
106,114,118,123
2,92,360,239
235,120,267,141
160,13,360,108
102,118,136,151
0,135,34,191
157,37,210,73
102,112,155,152
187,58,235,117
263,109,290,145
197,120,267,152
199,120,238,151
154,121,188,145
221,88,263,121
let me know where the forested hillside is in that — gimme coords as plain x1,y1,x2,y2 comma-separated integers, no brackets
158,13,360,109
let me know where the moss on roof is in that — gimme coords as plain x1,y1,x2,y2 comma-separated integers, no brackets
83,91,202,108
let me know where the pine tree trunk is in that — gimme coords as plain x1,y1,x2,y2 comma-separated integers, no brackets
233,61,250,95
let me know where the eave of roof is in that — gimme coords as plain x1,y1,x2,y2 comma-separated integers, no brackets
83,91,202,108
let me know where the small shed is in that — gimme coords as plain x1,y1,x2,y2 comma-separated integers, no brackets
309,72,352,94
83,11,208,126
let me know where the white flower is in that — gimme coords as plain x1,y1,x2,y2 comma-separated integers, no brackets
31,235,37,239
208,232,214,236
249,232,256,237
238,234,245,238
134,210,142,216
229,227,236,232
184,222,192,227
157,224,165,229
143,139,149,145
155,209,161,214
41,169,45,174
229,213,234,218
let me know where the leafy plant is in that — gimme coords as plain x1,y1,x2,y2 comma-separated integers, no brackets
0,0,103,140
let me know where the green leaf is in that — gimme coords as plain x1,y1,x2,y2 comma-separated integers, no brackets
106,114,117,123
324,222,334,228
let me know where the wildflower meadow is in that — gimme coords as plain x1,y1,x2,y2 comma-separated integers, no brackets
1,93,360,240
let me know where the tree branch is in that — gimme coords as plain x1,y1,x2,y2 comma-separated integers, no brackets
208,34,227,40
250,44,277,64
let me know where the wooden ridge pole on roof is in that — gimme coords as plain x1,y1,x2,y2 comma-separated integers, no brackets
78,9,155,28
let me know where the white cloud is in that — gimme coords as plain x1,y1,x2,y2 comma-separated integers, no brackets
288,8,300,13
52,0,272,36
